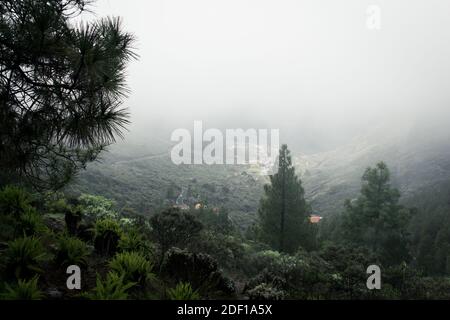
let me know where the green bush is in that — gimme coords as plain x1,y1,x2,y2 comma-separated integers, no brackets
162,248,235,296
78,194,118,220
0,186,32,216
83,272,135,300
16,207,48,236
167,282,200,300
190,231,244,270
65,206,83,236
109,251,153,285
246,283,285,300
118,228,148,254
1,277,43,300
4,236,48,279
94,218,123,255
56,234,90,267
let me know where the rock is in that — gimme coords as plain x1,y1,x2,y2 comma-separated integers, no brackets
46,288,63,299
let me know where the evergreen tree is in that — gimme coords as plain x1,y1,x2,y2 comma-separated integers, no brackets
0,0,136,190
258,144,311,253
342,162,412,265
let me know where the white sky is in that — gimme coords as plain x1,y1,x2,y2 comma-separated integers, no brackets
83,0,450,152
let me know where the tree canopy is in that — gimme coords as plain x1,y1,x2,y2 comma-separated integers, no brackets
0,0,136,190
341,162,412,265
258,144,313,253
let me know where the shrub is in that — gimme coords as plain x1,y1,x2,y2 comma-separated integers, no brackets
109,251,153,285
167,282,200,300
150,208,203,263
56,234,90,267
0,186,32,216
190,231,244,270
65,206,83,236
78,194,118,220
83,272,135,300
244,249,337,299
244,269,287,294
94,218,123,256
16,207,48,236
246,283,285,300
118,228,148,254
1,277,43,300
162,248,235,296
44,193,70,214
4,236,48,279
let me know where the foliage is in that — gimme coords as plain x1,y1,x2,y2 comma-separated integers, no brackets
161,248,235,296
109,251,153,285
83,272,135,300
0,186,32,216
94,218,123,255
196,207,234,234
78,194,118,220
4,236,48,279
190,231,245,270
0,0,136,190
56,234,90,267
0,186,47,238
244,249,334,299
341,162,412,265
118,228,150,255
258,144,312,253
1,277,43,300
167,282,200,300
16,207,48,236
150,208,203,263
246,283,285,300
409,197,450,276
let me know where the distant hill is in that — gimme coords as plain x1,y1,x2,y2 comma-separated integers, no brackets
297,120,450,216
68,120,450,229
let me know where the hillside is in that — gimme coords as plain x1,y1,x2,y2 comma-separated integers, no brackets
68,120,450,227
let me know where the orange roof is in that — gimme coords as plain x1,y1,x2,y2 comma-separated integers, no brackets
309,215,322,224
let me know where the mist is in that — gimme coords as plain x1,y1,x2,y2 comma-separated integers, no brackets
85,0,450,153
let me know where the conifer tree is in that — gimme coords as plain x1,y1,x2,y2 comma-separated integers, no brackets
342,162,412,265
0,0,136,190
258,144,311,253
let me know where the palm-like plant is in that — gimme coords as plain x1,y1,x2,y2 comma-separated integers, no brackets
0,186,32,216
4,236,48,279
1,277,44,300
83,272,135,300
118,228,148,254
56,234,91,267
94,218,123,255
109,251,154,286
167,282,200,300
16,207,48,237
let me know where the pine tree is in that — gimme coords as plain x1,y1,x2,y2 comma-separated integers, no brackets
342,162,412,265
258,144,311,253
0,0,136,190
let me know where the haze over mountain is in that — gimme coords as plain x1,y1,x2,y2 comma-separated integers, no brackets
70,113,450,230
86,0,450,154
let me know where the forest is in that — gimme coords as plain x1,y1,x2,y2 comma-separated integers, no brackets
1,0,450,300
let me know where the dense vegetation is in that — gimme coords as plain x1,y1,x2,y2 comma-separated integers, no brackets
1,146,449,300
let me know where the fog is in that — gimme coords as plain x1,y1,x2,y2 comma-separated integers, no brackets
85,0,450,153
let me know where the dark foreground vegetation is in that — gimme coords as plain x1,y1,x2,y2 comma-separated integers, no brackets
0,147,449,300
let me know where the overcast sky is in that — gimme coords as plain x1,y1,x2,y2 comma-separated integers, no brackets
83,0,450,152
